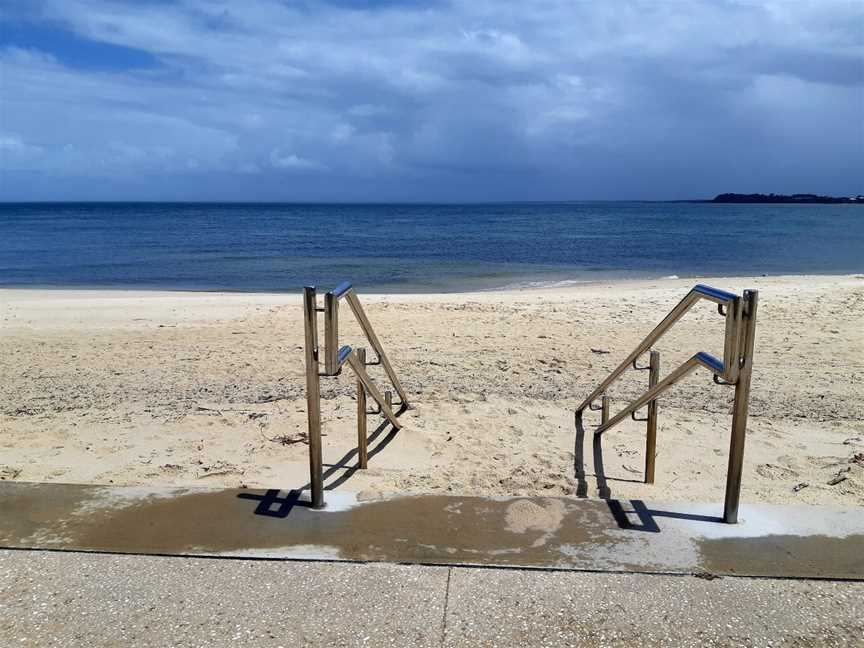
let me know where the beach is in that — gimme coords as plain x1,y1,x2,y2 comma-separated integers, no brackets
1,274,862,508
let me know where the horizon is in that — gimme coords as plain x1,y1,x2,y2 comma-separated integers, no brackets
1,1,862,202
2,193,863,206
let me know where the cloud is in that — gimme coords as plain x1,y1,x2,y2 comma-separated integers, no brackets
0,134,45,171
0,0,861,200
269,150,326,171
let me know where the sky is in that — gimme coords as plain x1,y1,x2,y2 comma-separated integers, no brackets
0,0,862,202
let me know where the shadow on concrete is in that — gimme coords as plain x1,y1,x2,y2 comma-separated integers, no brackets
606,499,660,532
238,488,308,518
640,506,724,525
238,414,401,518
604,500,724,533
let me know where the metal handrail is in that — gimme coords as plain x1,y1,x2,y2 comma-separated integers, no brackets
576,284,741,416
303,282,409,509
323,281,409,406
594,351,722,435
576,284,759,523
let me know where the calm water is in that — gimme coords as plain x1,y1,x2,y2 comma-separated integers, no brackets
0,202,861,292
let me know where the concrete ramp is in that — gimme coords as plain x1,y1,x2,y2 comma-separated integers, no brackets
1,481,861,579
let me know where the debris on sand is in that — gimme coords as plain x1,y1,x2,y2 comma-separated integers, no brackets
827,467,850,486
262,431,307,445
196,460,244,479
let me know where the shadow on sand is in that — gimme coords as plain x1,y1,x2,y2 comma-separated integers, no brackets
238,407,723,534
574,411,723,532
238,413,401,518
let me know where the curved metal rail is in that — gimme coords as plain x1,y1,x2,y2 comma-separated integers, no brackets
576,284,742,417
323,281,409,406
576,284,759,523
303,282,409,509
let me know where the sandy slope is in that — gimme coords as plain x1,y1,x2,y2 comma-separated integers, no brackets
1,274,862,509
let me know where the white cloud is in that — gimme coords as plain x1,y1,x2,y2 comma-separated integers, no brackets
269,150,326,171
0,134,45,170
0,135,41,153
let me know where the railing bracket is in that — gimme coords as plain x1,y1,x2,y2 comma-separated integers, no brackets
632,355,651,371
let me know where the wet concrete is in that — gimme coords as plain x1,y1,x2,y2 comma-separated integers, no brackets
1,481,862,579
698,534,864,579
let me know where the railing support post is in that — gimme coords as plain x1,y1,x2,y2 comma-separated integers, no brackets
324,291,339,376
644,350,660,484
303,286,325,509
723,289,758,524
356,348,368,469
601,395,610,426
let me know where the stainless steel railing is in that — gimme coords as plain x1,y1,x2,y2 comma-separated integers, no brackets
576,284,759,523
303,282,409,508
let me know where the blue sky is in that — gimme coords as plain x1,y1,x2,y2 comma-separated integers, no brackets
0,0,862,201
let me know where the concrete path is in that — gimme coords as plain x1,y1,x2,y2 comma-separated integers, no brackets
2,481,862,578
1,549,862,647
3,481,862,645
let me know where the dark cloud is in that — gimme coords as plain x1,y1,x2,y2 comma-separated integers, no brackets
0,0,861,201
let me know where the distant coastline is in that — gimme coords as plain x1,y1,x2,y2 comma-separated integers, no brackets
710,193,863,204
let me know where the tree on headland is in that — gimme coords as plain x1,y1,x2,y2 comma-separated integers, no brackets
712,193,863,204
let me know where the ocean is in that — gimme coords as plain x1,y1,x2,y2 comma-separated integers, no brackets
0,202,861,292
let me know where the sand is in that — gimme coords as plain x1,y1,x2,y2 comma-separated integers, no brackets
1,274,862,509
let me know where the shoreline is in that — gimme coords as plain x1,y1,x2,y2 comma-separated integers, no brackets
1,271,862,300
3,274,862,333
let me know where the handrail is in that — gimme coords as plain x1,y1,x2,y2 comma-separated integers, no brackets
594,351,721,435
575,284,741,415
323,281,409,407
340,345,402,429
303,282,409,509
576,284,759,523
